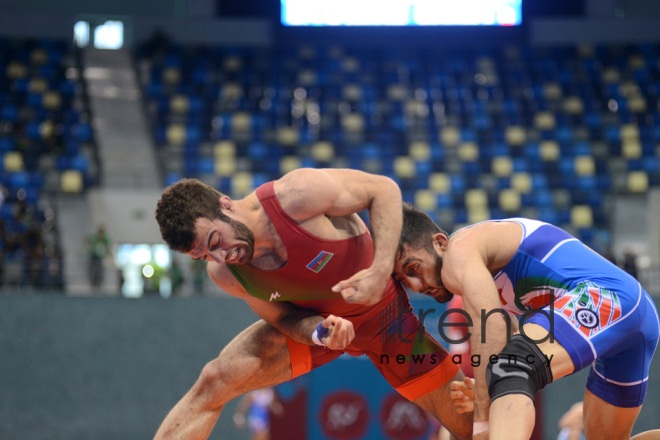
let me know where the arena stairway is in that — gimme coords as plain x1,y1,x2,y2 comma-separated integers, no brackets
59,48,162,295
83,48,160,189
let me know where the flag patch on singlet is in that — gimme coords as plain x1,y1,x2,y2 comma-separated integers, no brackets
307,251,334,273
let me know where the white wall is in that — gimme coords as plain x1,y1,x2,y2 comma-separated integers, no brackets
648,189,660,294
613,195,649,256
89,189,163,245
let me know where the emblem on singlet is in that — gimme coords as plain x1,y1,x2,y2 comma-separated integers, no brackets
576,309,599,329
307,251,334,273
553,281,623,337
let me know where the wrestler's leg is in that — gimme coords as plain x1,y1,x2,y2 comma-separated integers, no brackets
489,323,575,440
631,432,660,440
413,369,473,440
583,389,647,440
154,320,293,440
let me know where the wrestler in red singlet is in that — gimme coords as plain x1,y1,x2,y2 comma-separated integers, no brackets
227,182,458,400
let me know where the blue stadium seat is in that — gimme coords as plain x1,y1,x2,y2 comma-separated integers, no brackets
462,161,482,176
71,123,93,142
604,126,621,144
1,104,18,123
576,176,598,191
496,177,511,191
415,161,433,179
8,171,30,190
248,142,269,161
532,173,549,190
28,172,45,190
26,92,42,108
513,158,530,173
70,155,89,174
523,142,540,160
490,208,506,220
521,193,535,208
578,227,597,243
557,208,571,224
534,190,554,208
185,126,203,145
454,209,468,224
165,172,182,187
585,112,603,130
644,157,659,173
556,126,575,145
0,137,15,153
559,157,575,175
197,157,214,174
436,193,453,209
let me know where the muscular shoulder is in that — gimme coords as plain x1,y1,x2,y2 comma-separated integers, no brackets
441,233,485,291
443,221,520,282
206,262,248,298
272,168,339,221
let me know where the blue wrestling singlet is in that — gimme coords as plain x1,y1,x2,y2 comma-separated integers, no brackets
459,218,660,408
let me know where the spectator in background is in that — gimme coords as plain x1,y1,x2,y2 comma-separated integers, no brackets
143,27,171,57
0,182,7,209
169,260,184,295
47,243,64,291
622,248,638,280
557,402,585,440
232,388,283,440
22,217,45,287
87,225,111,289
0,217,6,287
602,247,616,265
190,258,206,294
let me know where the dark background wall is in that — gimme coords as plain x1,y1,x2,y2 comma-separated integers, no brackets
1,294,659,439
0,0,659,46
0,0,198,17
0,295,259,440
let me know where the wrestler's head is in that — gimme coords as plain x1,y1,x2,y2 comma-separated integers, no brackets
393,204,453,303
156,178,255,264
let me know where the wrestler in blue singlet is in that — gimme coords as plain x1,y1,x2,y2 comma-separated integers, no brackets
456,218,659,408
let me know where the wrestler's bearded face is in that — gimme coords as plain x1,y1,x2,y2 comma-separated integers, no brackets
394,244,454,304
187,216,255,265
429,252,454,304
223,217,255,264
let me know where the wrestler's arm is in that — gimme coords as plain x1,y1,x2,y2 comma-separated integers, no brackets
207,262,354,350
442,240,509,437
275,168,402,305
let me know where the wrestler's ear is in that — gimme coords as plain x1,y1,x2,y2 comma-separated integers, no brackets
433,233,449,252
219,195,233,212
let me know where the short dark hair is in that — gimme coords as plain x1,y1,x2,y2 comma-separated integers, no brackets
397,203,448,260
155,179,228,252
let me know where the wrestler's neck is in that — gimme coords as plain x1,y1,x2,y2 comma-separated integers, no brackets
234,195,286,261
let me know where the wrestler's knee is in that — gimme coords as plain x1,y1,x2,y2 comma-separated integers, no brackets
194,357,243,408
196,346,274,403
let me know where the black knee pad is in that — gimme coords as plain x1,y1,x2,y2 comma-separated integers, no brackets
485,334,553,404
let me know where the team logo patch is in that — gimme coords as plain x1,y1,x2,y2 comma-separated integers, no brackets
307,251,334,273
553,280,622,337
575,308,599,329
